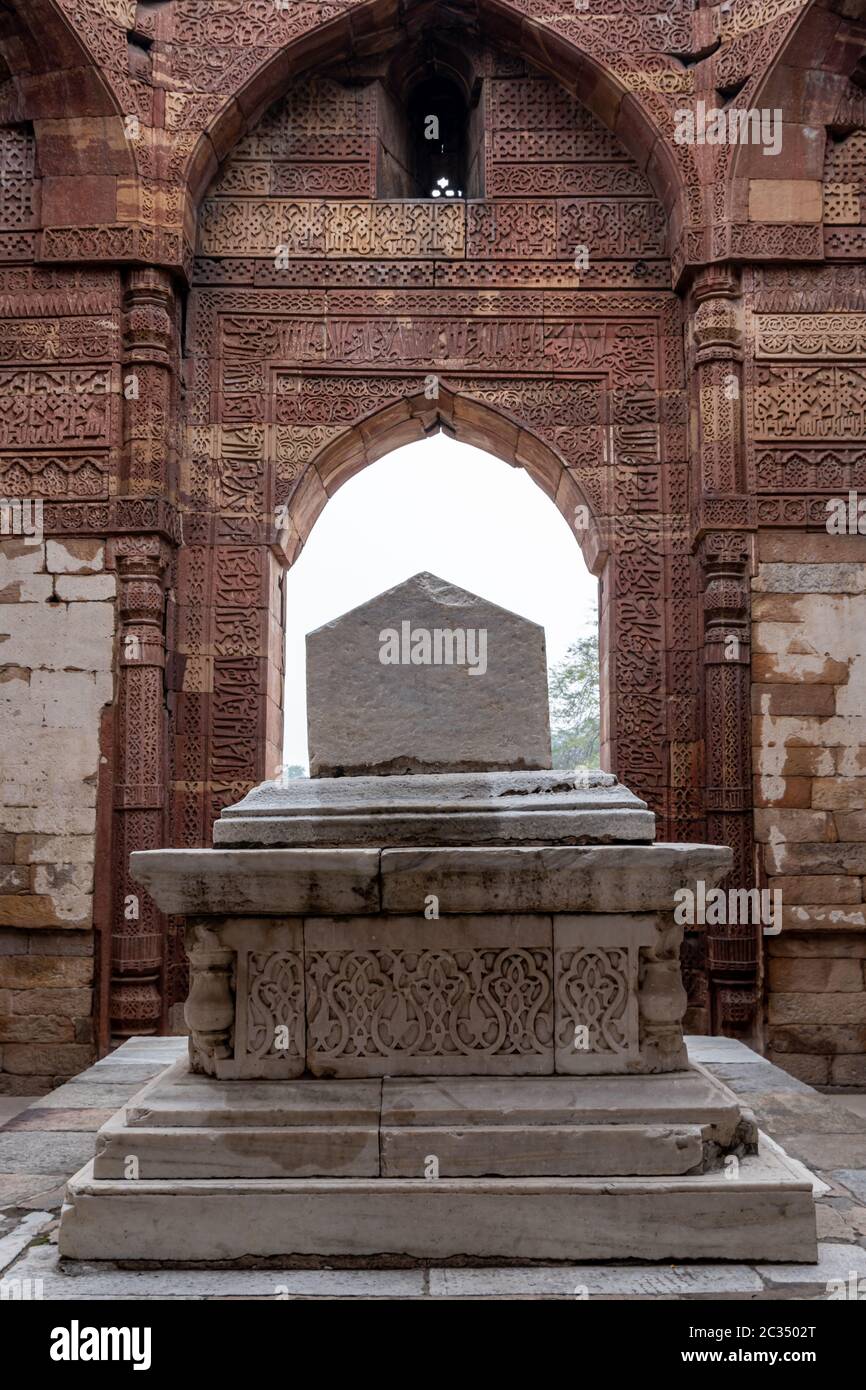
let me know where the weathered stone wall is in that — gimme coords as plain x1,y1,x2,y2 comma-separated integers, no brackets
0,536,115,1092
753,529,866,1086
0,0,863,1071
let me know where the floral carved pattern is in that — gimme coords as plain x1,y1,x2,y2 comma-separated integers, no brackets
555,947,632,1055
246,950,305,1060
307,948,553,1067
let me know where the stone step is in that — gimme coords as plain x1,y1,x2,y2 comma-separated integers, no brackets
91,1063,753,1180
93,1115,709,1180
59,1145,819,1264
381,1123,706,1177
122,1062,746,1137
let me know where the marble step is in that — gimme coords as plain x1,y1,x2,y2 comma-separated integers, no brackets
93,1115,711,1180
60,1144,819,1264
91,1062,754,1180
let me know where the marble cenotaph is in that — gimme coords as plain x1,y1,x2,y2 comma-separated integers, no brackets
58,576,817,1262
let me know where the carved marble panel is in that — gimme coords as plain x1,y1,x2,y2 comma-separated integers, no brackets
305,917,554,1076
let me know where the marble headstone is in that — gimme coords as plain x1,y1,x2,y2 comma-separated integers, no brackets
306,571,552,776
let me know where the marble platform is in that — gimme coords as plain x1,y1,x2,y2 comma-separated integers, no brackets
55,772,819,1265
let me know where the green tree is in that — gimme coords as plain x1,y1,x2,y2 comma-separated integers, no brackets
281,764,306,780
548,631,601,769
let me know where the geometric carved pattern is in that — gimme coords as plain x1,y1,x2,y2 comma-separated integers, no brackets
246,950,305,1061
554,946,631,1056
306,948,553,1072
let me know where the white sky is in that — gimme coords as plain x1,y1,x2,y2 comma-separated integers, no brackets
282,434,599,768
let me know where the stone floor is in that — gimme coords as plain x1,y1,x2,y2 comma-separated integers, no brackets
1,1036,865,1300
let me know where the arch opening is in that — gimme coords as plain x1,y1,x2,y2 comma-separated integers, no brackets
280,432,601,778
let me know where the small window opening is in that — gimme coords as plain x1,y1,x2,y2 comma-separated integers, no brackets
408,76,467,199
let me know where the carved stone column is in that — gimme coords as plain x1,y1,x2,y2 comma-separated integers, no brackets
121,267,179,498
691,269,758,1036
103,268,179,1042
108,537,170,1039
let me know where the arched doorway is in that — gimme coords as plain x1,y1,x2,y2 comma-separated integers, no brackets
167,22,708,1030
279,433,601,775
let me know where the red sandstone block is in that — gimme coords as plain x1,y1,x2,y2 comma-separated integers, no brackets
1,1043,94,1075
40,175,118,226
767,1051,830,1085
768,957,863,992
751,684,836,716
768,875,862,904
830,1055,866,1085
769,1025,866,1054
752,775,812,809
759,530,866,563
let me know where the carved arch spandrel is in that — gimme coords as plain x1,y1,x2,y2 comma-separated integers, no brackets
179,0,693,243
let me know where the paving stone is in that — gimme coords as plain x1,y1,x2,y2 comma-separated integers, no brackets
686,1037,759,1063
35,1083,141,1110
0,1131,95,1175
709,1063,813,1095
781,1135,866,1169
65,1063,168,1085
752,1092,866,1135
6,1243,425,1299
0,1210,52,1276
830,1170,866,1203
756,1242,866,1289
1,1107,116,1132
429,1266,765,1297
0,1174,68,1209
815,1204,861,1241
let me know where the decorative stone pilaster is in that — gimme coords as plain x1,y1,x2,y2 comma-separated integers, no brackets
108,535,171,1040
185,921,236,1073
121,267,179,498
691,267,758,1036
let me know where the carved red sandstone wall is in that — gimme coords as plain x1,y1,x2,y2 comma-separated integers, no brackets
0,0,864,1088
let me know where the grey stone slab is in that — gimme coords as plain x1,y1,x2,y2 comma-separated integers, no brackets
35,1084,145,1111
126,1066,381,1129
0,1210,53,1275
93,1121,381,1180
214,770,655,849
380,1071,742,1130
749,1093,866,1136
756,1241,866,1288
686,1037,762,1063
0,1097,40,1124
0,1174,68,1210
381,1123,705,1178
831,1169,866,1203
58,1146,817,1263
6,1243,426,1298
779,1134,866,1169
131,848,381,916
429,1265,764,1298
305,571,552,776
380,844,731,914
707,1063,813,1095
3,1107,117,1132
0,1131,95,1175
70,1064,168,1086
